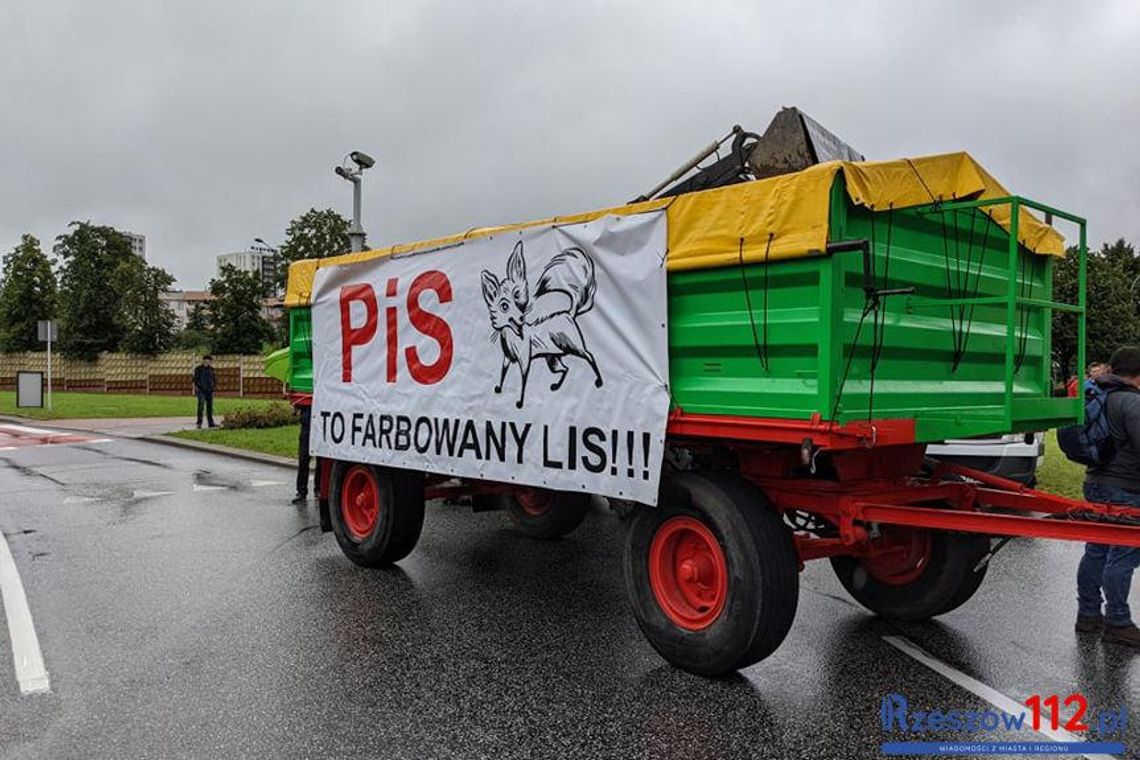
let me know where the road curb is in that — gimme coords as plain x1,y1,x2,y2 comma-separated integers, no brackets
142,434,298,469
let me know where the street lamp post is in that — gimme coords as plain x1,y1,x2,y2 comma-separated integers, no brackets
335,151,376,253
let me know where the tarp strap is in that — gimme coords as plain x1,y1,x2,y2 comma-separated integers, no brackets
906,158,939,204
907,158,983,371
828,208,898,424
1014,251,1042,373
737,234,774,373
940,207,989,372
960,211,994,370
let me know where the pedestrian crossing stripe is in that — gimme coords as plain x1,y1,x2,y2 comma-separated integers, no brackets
0,424,108,449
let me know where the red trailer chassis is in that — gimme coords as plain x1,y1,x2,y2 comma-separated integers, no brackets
679,411,1140,555
308,403,1140,675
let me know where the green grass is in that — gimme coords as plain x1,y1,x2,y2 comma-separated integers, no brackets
169,425,300,459
0,391,277,420
1036,428,1084,500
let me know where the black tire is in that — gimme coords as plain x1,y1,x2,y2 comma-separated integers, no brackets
624,472,799,676
329,461,425,567
830,529,990,621
932,539,991,616
502,488,590,539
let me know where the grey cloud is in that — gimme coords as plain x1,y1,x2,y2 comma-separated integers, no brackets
1,0,1137,288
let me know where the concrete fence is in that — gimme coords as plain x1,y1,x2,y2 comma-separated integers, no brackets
0,351,284,398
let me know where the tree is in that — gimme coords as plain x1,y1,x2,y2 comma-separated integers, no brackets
277,208,350,290
1053,239,1140,377
1100,238,1139,286
0,234,56,352
174,301,212,350
116,257,177,356
54,222,135,359
208,264,272,354
186,301,211,333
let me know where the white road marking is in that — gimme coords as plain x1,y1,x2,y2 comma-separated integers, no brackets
0,424,108,449
0,531,50,694
192,484,227,492
250,480,286,488
0,424,57,436
882,636,1114,760
131,490,175,499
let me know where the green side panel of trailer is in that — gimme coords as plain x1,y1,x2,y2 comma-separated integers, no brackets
668,176,1081,442
288,307,314,394
286,176,1082,444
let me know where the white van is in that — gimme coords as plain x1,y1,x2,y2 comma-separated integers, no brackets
926,432,1045,486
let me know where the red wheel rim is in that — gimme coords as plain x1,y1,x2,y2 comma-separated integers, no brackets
648,516,729,631
862,527,932,586
341,465,380,541
515,488,553,517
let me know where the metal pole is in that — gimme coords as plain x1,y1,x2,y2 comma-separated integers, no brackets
348,176,365,252
46,333,52,413
632,126,741,203
1078,220,1088,421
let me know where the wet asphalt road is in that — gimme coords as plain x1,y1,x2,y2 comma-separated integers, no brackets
0,430,1138,759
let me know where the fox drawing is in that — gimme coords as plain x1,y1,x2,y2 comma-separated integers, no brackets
481,240,604,408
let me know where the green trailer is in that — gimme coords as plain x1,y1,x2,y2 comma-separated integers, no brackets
287,154,1080,446
282,141,1140,676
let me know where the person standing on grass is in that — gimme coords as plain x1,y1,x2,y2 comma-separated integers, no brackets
1076,346,1140,648
192,355,217,429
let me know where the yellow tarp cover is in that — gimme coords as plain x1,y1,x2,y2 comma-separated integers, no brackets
285,151,1065,307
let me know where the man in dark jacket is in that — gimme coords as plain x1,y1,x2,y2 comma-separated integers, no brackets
292,399,312,504
1076,345,1140,648
192,355,217,429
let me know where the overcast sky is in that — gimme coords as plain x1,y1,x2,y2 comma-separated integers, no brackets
1,1,1137,289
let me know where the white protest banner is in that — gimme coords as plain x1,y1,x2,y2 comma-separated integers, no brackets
310,211,669,504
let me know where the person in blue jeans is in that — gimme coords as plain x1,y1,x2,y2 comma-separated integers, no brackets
1076,346,1140,648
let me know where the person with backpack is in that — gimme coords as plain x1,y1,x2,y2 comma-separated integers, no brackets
1068,363,1107,397
1071,346,1140,647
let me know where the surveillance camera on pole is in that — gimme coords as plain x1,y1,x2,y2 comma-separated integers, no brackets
335,150,377,252
350,151,375,169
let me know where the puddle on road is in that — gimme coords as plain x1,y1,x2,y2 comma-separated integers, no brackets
192,470,245,491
